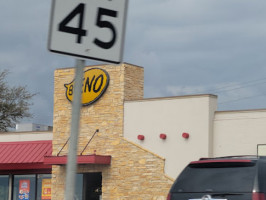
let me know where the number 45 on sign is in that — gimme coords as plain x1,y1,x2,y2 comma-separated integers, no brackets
48,0,128,64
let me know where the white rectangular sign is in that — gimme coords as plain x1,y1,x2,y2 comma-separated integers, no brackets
48,0,128,64
258,144,266,156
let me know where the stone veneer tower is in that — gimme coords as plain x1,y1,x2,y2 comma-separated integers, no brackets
52,63,172,200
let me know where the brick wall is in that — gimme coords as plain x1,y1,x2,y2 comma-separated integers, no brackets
52,63,173,200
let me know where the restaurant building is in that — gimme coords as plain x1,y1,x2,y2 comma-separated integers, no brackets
1,63,266,200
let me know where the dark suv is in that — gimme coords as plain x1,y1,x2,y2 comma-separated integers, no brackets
167,156,266,200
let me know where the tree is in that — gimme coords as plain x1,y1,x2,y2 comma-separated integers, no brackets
0,70,35,132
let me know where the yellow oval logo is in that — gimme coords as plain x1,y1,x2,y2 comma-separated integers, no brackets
64,68,109,106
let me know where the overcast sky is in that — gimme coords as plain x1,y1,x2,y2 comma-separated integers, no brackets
1,0,266,126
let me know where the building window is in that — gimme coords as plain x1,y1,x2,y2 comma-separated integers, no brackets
13,175,35,200
0,174,51,200
75,172,102,200
37,174,52,200
0,175,9,200
0,173,102,200
75,174,83,200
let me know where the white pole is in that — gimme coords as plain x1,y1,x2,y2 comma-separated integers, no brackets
64,59,85,200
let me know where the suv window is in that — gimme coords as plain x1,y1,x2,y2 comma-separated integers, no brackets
171,160,257,193
258,162,266,193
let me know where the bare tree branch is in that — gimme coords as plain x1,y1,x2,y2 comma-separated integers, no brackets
0,70,36,132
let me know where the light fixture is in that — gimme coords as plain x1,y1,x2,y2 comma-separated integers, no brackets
159,133,167,140
137,135,145,140
182,132,189,139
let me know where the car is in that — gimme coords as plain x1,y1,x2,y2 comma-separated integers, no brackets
167,156,266,200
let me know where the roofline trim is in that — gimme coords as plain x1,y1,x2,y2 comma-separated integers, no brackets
125,94,217,103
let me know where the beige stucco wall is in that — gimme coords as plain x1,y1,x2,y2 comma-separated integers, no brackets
52,63,173,200
124,95,217,179
213,109,266,156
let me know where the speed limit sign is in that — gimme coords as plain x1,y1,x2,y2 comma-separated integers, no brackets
48,0,128,64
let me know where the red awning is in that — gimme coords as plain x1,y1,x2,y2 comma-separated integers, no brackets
0,140,52,171
0,140,111,172
44,155,111,165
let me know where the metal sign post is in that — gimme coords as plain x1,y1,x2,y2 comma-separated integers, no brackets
48,0,128,199
64,59,84,200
